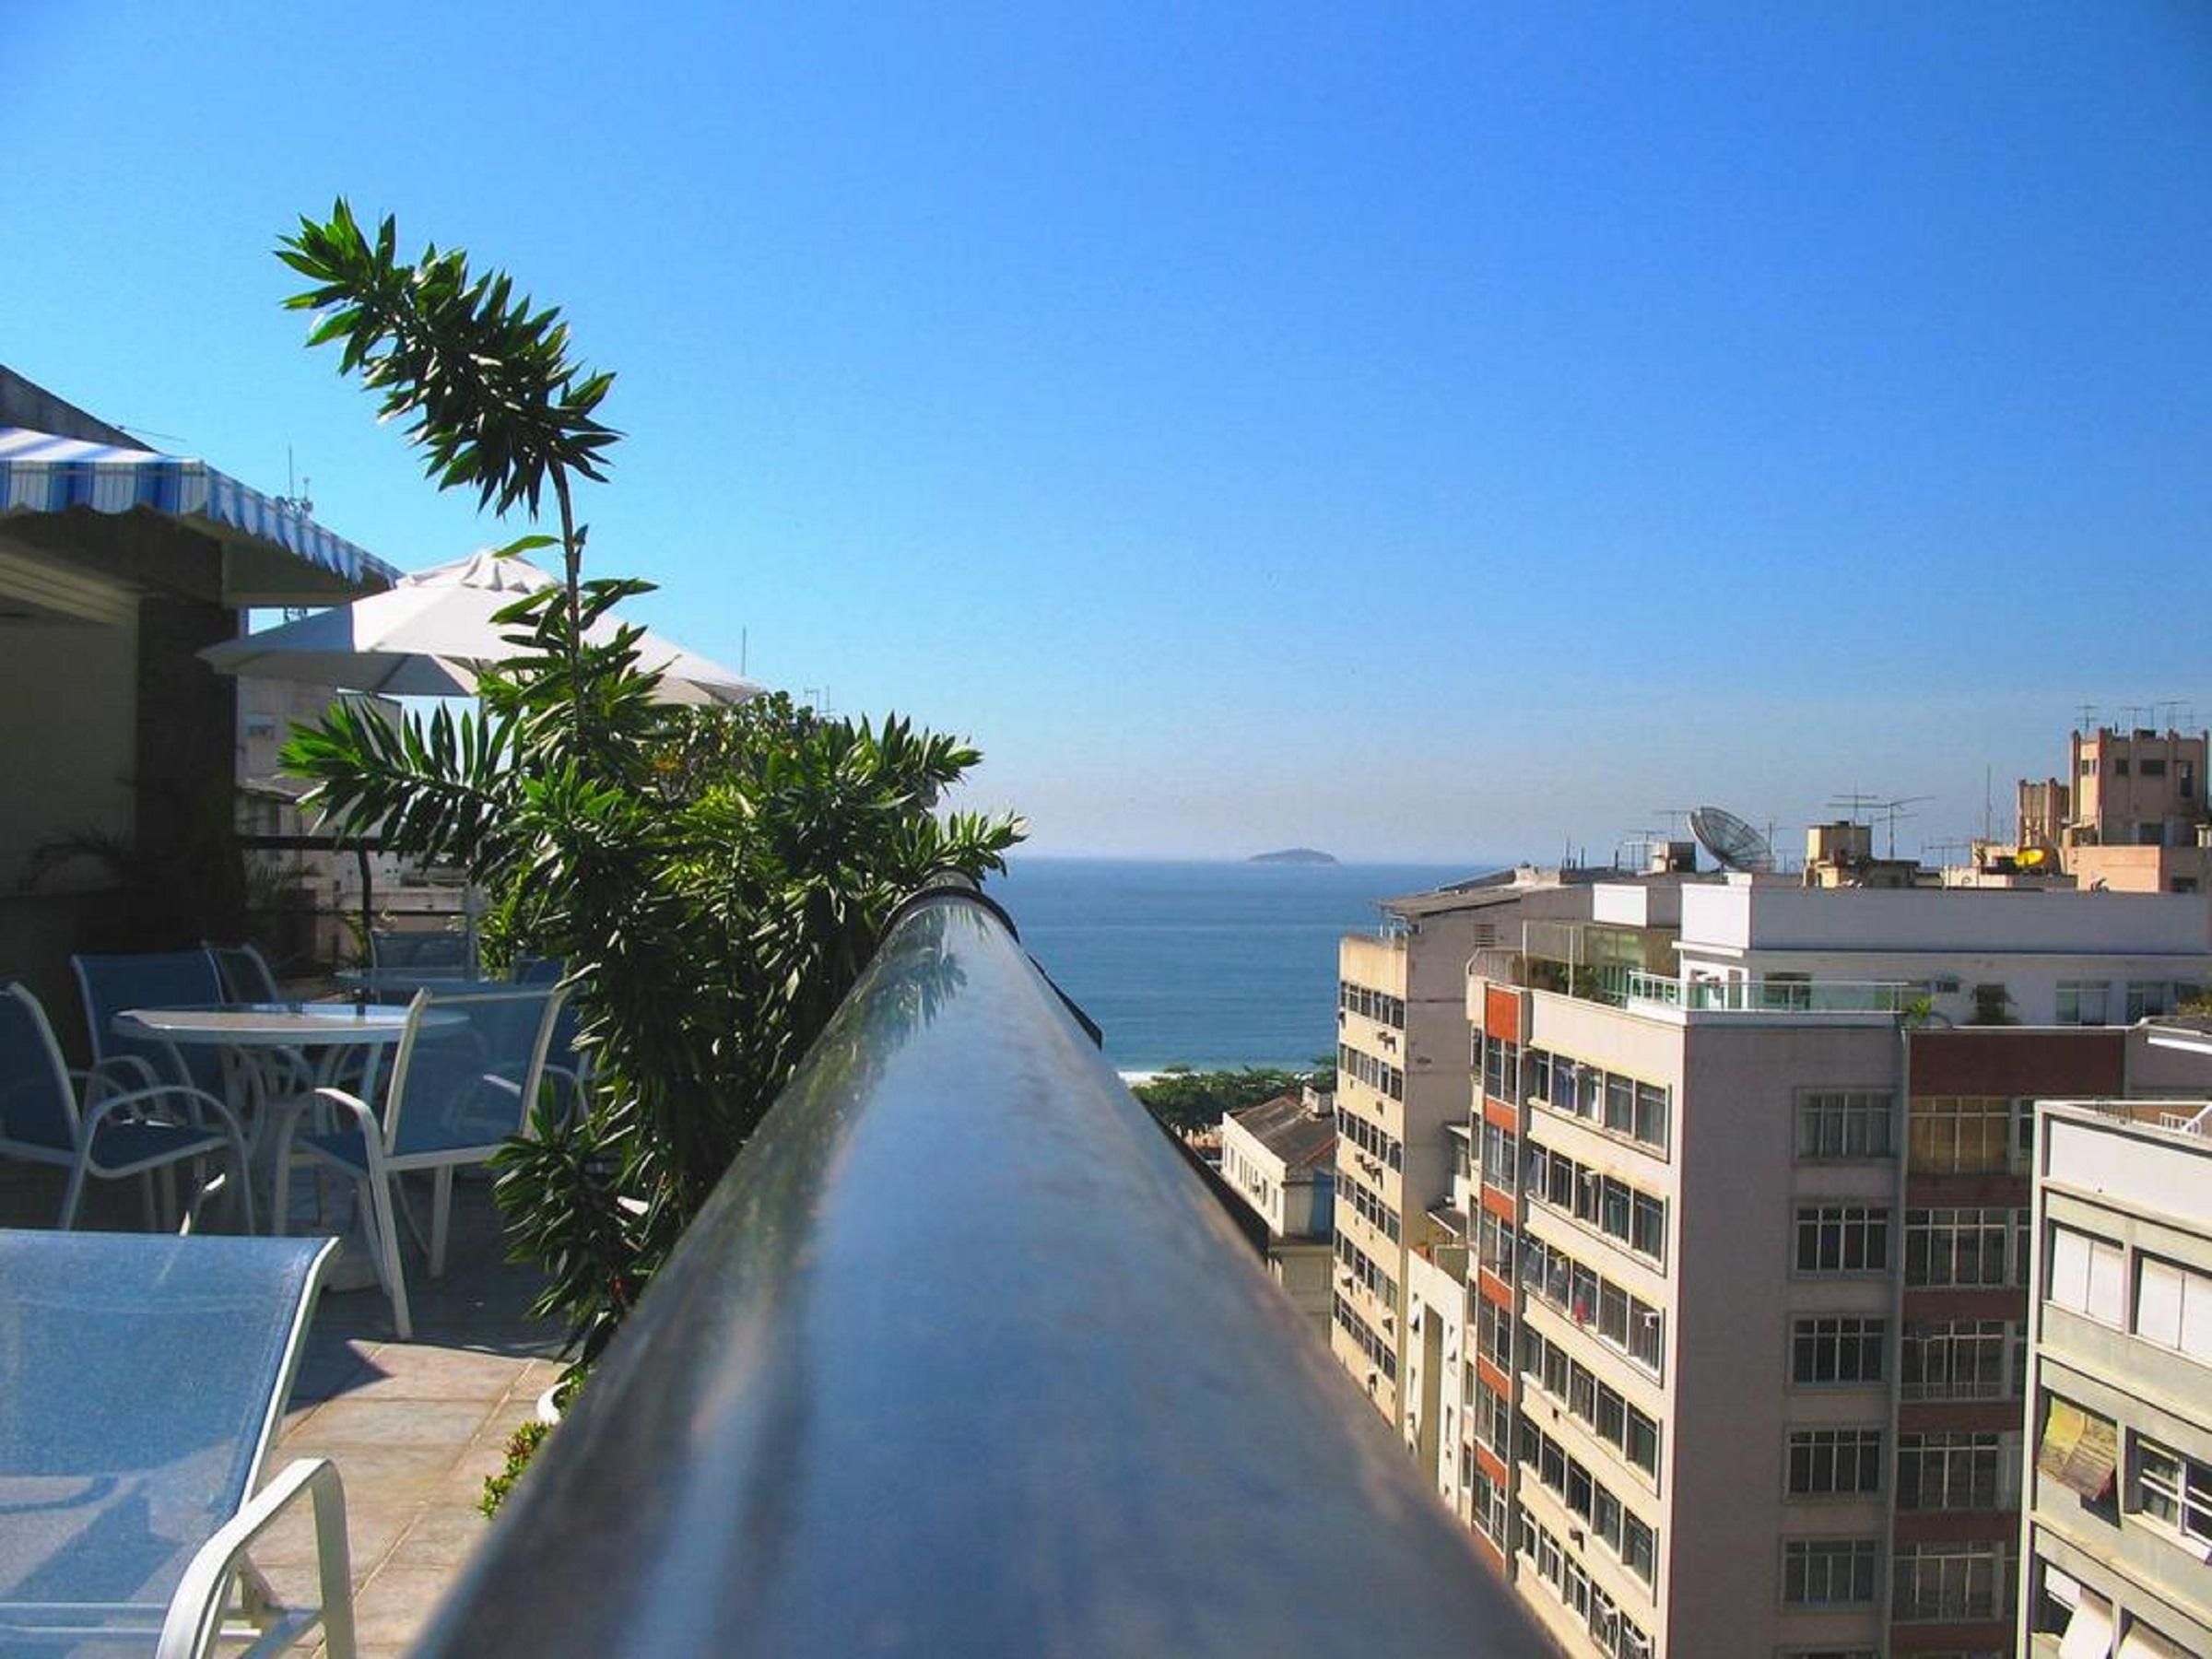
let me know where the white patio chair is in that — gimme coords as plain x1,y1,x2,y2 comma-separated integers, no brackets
0,1230,352,1657
0,982,253,1232
268,984,565,1339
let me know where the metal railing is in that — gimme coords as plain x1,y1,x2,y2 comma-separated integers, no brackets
415,883,1548,1657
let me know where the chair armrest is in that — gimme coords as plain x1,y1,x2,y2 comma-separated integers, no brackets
157,1457,353,1659
71,1055,161,1106
80,1083,247,1147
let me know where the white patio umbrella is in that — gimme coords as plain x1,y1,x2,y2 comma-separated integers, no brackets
199,548,761,705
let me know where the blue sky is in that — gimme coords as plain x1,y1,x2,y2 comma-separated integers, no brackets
6,4,2208,862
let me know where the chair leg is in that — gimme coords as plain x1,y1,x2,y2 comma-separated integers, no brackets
363,1171,413,1340
59,1164,90,1230
429,1166,453,1278
270,1124,299,1240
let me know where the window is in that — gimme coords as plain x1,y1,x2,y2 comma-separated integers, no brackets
1892,1541,2011,1622
1479,1122,1517,1189
1907,1096,2013,1173
1518,1324,1662,1482
2135,1437,2212,1547
1622,1513,1655,1583
2037,1395,2119,1503
1473,1466,1507,1542
1906,1207,2015,1288
1900,1320,2024,1402
2135,1254,2212,1363
1796,1090,1894,1159
2047,1226,2126,1324
1794,1205,1890,1273
1793,1316,1886,1385
1482,1036,1518,1104
1631,1193,1665,1263
1634,1081,1669,1150
1599,1071,1631,1135
1334,1295,1397,1381
2057,980,2112,1026
1477,1210,1517,1281
1475,1380,1511,1453
1786,1428,1883,1497
1782,1537,1879,1606
2127,980,2179,1020
1896,1431,2006,1511
1526,1141,1667,1263
1477,1296,1513,1370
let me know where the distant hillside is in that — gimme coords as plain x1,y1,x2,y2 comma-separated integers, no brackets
1248,847,1338,865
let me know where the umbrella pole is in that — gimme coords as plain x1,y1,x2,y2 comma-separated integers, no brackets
355,845,373,967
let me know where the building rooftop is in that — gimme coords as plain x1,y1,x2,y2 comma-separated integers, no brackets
1228,1092,1336,1171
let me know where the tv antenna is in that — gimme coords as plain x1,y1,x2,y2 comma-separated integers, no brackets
1925,836,1970,867
275,444,313,516
1828,794,1932,860
1688,806,1774,875
2075,702,2100,735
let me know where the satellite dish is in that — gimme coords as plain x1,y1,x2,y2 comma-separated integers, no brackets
1690,806,1775,874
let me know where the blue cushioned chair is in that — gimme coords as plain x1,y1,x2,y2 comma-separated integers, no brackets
0,983,253,1232
270,985,564,1339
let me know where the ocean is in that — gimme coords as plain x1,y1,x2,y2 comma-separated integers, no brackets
985,857,1485,1071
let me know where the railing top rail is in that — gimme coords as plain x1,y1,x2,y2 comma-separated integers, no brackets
416,886,1546,1657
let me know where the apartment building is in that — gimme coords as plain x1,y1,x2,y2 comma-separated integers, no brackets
1218,1088,1337,1341
2016,724,2209,896
1331,867,1618,1429
2020,1077,2212,1658
1455,878,2210,1659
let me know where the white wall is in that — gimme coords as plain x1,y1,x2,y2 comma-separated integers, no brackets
1683,881,2211,957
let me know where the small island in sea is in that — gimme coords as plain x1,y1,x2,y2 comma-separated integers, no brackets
1248,847,1338,865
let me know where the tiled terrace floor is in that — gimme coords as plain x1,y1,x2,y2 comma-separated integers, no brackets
2,1164,566,1658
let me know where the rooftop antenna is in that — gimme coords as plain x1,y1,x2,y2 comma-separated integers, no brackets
1826,793,1931,859
2159,698,2184,731
2076,701,2100,735
1688,805,1775,875
1652,807,1693,838
275,444,312,516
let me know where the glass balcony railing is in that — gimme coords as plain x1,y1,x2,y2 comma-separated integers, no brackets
412,878,1551,1658
1622,972,1914,1013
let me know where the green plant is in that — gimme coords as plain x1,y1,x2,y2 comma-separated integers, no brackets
276,202,1023,1360
479,1417,552,1518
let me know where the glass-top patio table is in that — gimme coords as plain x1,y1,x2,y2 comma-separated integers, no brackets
110,1002,464,1240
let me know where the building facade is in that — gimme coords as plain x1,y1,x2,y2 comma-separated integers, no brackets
1218,1088,1336,1341
2020,1087,2212,1659
1453,878,2209,1658
1329,868,1606,1430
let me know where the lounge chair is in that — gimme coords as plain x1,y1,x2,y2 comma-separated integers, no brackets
0,982,253,1232
270,984,565,1339
0,1230,352,1657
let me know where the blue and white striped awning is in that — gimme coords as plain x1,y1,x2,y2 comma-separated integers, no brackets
0,427,400,592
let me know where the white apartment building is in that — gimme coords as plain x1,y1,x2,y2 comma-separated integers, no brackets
1331,868,1619,1430
1457,878,2212,1659
1218,1088,1336,1341
2021,1079,2212,1658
